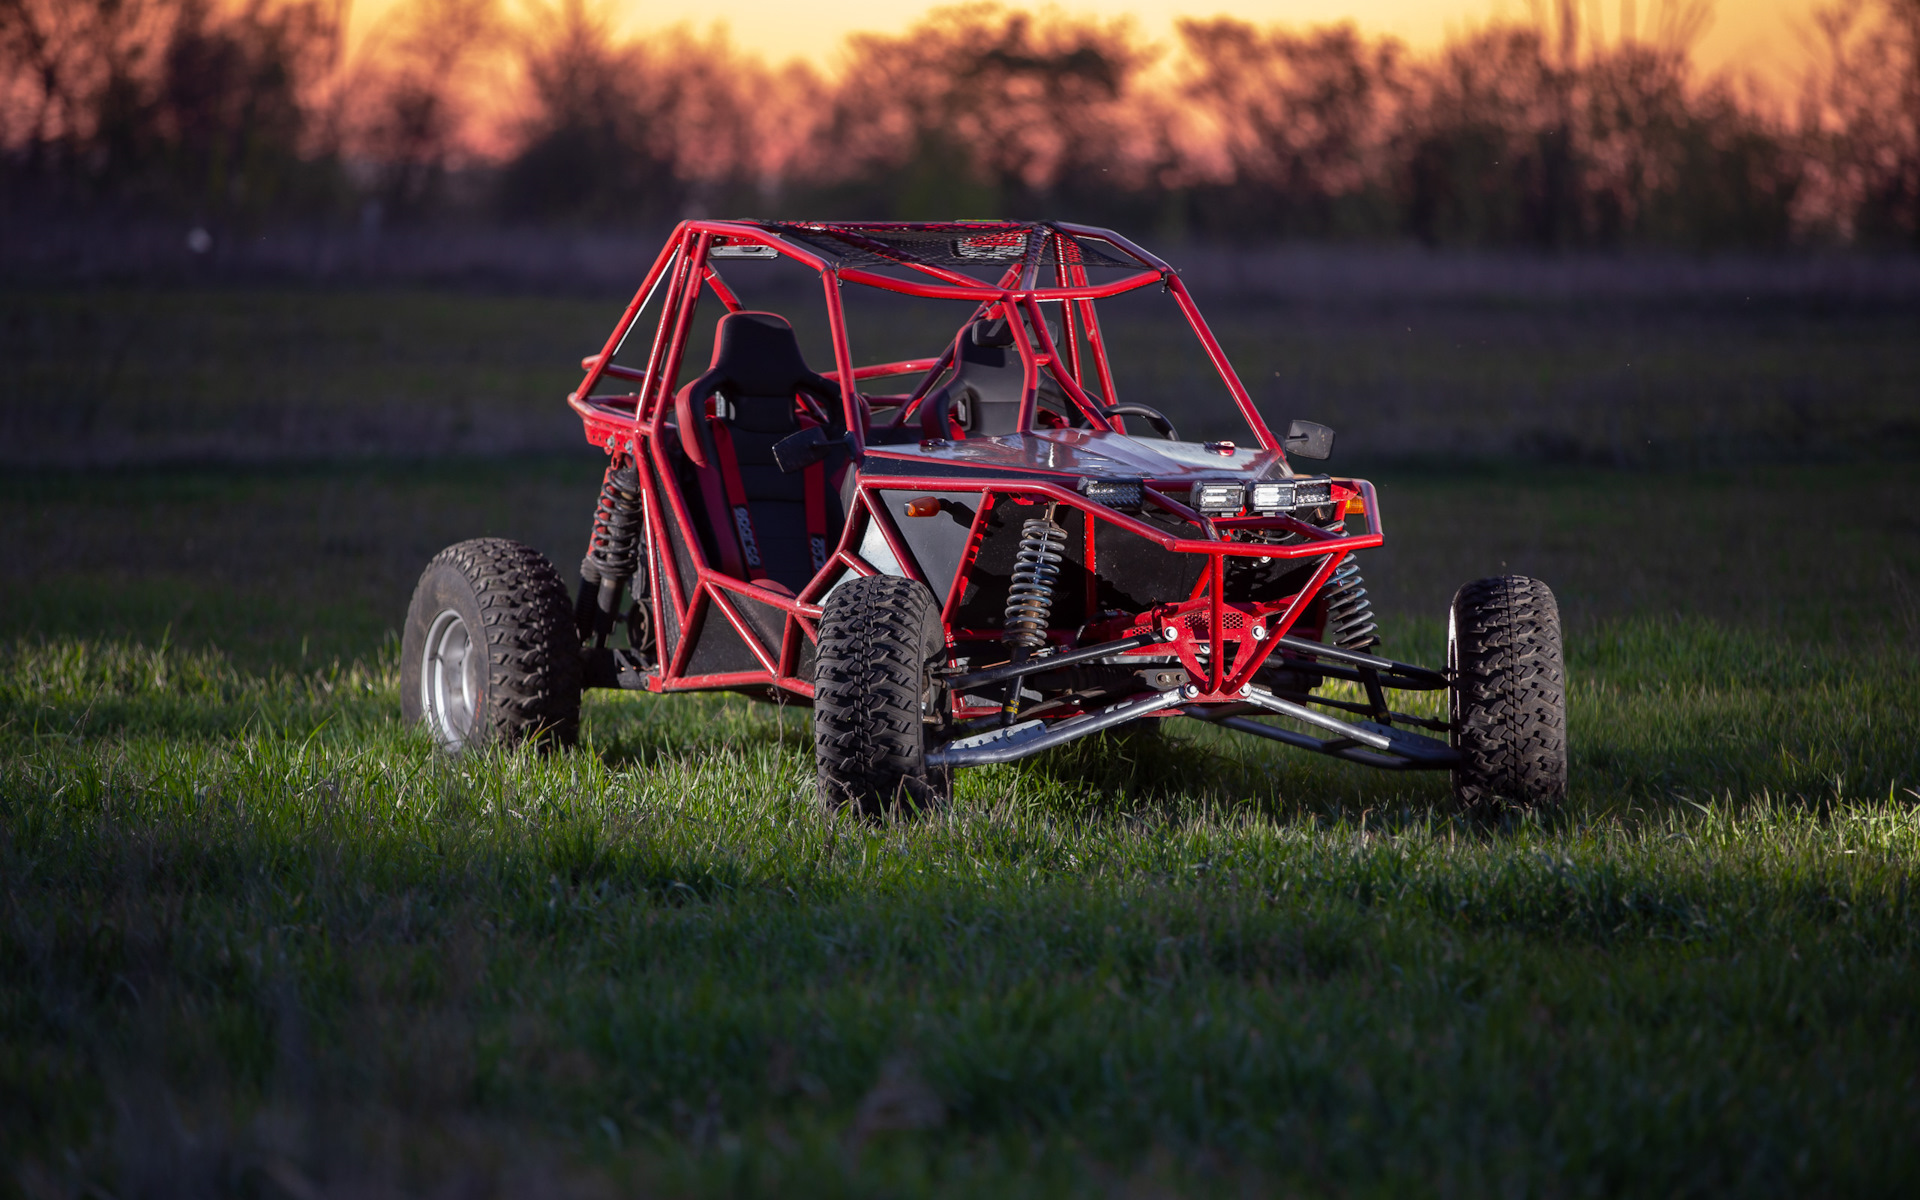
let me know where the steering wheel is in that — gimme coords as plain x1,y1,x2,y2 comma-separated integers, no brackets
1101,403,1179,440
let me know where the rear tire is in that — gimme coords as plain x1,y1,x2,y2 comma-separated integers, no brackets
402,538,582,751
813,576,949,816
1448,575,1568,814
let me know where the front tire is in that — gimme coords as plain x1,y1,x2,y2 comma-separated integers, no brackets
402,538,581,751
813,576,949,816
1448,575,1568,814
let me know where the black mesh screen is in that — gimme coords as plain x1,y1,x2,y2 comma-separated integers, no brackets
757,223,1146,272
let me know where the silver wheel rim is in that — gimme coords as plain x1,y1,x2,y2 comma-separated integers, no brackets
1446,605,1459,736
421,609,479,749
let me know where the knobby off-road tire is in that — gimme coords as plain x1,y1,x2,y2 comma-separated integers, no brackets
402,538,582,751
813,575,950,817
1448,575,1568,814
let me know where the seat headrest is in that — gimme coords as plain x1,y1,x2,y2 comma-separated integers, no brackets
970,318,1016,348
675,310,839,469
713,311,818,396
968,314,1064,351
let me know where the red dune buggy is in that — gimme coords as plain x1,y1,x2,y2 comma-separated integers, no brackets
402,221,1567,814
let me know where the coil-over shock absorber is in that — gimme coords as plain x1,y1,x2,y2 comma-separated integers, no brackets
998,506,1068,719
576,460,648,651
1317,511,1378,652
1005,509,1068,651
1322,559,1379,652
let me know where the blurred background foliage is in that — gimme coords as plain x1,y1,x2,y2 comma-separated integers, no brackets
2,0,1916,249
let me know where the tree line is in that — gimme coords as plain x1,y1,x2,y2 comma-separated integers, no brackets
2,0,1916,248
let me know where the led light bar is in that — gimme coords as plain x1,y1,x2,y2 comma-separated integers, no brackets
1080,478,1144,512
1194,482,1246,515
1292,475,1334,509
954,233,1027,260
1249,481,1296,513
709,241,779,259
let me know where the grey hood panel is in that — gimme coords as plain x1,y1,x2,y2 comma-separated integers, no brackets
864,429,1288,482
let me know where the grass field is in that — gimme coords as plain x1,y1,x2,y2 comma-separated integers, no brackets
3,280,1919,1196
5,453,1918,1197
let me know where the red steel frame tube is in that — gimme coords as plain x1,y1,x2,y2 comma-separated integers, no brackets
820,270,864,452
573,234,681,414
834,267,1163,303
1018,294,1117,431
651,230,712,424
1164,273,1277,451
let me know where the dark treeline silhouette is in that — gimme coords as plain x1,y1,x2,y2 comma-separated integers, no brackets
0,0,348,215
3,0,1917,249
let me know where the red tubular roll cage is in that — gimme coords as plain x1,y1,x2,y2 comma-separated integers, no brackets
565,220,1380,705
570,220,1279,453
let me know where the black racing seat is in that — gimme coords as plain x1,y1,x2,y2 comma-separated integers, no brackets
674,312,845,591
921,315,1074,438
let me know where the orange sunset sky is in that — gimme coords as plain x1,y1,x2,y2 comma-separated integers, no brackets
348,1,1826,90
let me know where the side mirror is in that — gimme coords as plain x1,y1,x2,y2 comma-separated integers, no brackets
1284,419,1335,460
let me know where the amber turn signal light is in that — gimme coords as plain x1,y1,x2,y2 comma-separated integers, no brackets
902,496,941,518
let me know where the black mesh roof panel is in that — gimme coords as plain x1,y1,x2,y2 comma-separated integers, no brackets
752,222,1149,272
